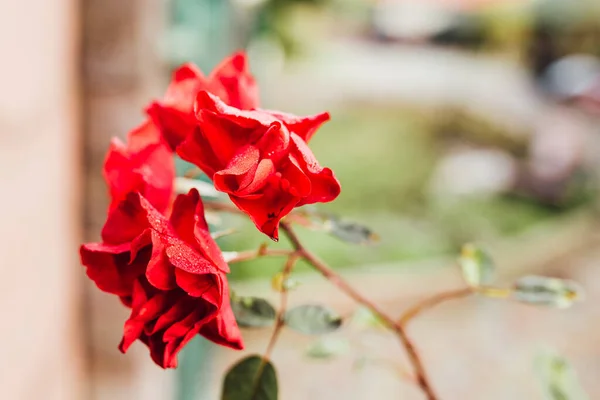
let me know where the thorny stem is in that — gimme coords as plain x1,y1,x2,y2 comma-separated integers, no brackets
204,200,244,215
211,228,238,240
397,285,513,330
251,253,300,400
263,253,300,360
399,288,474,326
203,200,439,399
183,166,202,179
357,357,417,383
279,221,439,400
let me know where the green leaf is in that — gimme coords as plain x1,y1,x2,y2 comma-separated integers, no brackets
458,243,494,287
535,350,589,400
325,217,379,245
305,337,350,359
271,272,300,293
271,272,285,292
513,276,584,309
295,209,378,245
349,306,386,330
284,304,343,335
222,355,278,400
231,296,277,328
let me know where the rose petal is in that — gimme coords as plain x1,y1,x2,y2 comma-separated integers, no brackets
169,190,230,273
146,236,177,290
101,193,150,244
290,133,341,206
195,91,274,129
197,110,253,164
103,120,175,213
163,235,220,275
255,122,290,164
235,158,275,196
162,320,203,369
148,53,259,151
207,51,259,110
146,102,197,151
129,229,152,263
164,63,208,114
151,296,197,335
281,155,312,198
176,125,223,177
213,145,261,194
229,181,301,240
163,308,203,342
199,285,243,350
119,281,171,353
80,242,149,296
141,332,169,368
261,110,330,142
174,269,222,305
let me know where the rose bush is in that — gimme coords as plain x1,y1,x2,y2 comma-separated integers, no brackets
81,50,339,368
79,49,588,400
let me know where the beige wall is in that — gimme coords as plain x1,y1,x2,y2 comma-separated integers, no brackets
0,1,84,399
81,1,176,398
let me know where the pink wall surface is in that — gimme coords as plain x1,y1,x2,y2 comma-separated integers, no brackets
0,0,84,399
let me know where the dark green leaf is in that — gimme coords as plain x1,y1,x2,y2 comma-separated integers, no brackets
326,217,379,245
294,208,378,245
535,350,589,400
458,243,494,287
222,355,278,400
284,304,343,335
231,296,276,328
513,276,584,309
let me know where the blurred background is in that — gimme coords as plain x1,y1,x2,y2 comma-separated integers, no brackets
3,0,600,398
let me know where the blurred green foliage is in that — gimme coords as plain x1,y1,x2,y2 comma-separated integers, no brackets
165,0,233,69
254,0,330,56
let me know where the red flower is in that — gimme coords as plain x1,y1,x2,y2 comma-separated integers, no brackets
177,91,341,240
104,120,175,214
147,51,259,150
80,190,243,368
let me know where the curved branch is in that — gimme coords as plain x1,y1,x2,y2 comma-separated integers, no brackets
279,221,438,400
263,253,300,360
204,200,244,215
399,288,474,326
204,200,439,399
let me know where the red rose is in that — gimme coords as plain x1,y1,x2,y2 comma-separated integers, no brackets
177,91,341,240
80,190,243,368
103,119,175,214
147,51,259,150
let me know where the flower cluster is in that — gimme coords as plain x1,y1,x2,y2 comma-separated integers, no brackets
80,52,341,368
